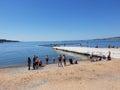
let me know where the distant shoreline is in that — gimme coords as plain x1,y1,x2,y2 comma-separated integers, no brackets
0,39,19,43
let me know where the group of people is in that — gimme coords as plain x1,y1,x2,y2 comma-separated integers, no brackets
57,54,67,67
46,54,78,67
89,51,111,62
44,54,67,67
27,55,43,70
27,54,67,70
27,54,78,70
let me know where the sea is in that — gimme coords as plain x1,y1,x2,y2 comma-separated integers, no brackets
0,40,120,68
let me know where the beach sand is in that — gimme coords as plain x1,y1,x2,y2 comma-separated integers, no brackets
0,59,120,90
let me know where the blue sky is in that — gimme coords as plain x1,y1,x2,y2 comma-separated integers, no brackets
0,0,120,41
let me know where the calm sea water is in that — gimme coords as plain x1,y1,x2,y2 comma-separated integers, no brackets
0,40,120,68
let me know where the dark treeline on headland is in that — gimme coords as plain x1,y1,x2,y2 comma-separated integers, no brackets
0,39,19,43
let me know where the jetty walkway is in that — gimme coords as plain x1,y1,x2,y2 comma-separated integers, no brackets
53,47,120,59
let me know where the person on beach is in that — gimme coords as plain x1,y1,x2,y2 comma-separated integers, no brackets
33,55,38,70
27,57,31,70
63,54,66,66
74,60,78,64
98,57,102,61
52,57,55,64
35,57,39,69
107,51,111,60
102,55,106,59
38,60,42,67
89,53,93,61
58,55,63,67
45,55,49,64
69,58,74,64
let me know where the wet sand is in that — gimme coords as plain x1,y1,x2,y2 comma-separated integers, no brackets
0,59,120,90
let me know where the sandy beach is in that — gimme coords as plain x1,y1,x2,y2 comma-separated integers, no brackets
0,59,120,90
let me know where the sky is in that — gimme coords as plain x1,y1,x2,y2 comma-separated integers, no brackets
0,0,120,41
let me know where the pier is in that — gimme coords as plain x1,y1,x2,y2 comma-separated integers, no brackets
53,47,120,59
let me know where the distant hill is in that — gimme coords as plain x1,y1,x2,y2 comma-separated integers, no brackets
93,37,120,40
61,36,120,42
0,39,19,43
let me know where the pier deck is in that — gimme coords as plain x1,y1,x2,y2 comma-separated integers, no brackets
53,47,120,58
